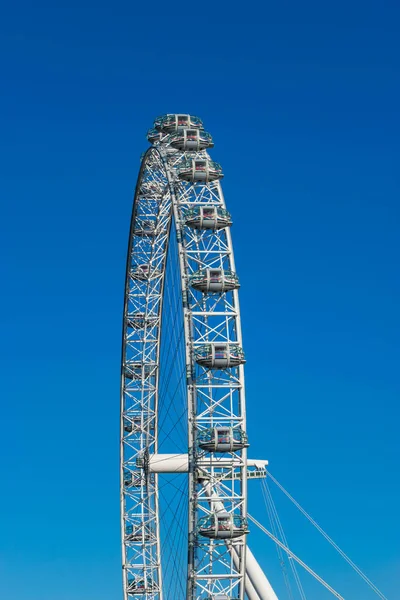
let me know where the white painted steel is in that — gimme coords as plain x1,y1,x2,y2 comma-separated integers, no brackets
121,148,171,600
200,479,278,600
121,115,253,600
245,547,279,600
149,453,268,473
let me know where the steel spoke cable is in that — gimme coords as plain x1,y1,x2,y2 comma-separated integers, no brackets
158,379,188,448
157,471,186,494
162,484,188,599
157,247,187,450
261,482,299,596
158,304,183,397
158,271,187,434
263,480,307,600
159,481,187,599
248,513,345,600
261,480,295,600
159,476,187,552
159,370,187,428
267,472,388,600
158,350,186,433
158,240,183,370
158,477,187,530
158,314,183,391
158,475,188,583
158,235,184,387
158,404,189,453
158,340,186,428
160,326,186,408
161,485,188,598
158,322,185,412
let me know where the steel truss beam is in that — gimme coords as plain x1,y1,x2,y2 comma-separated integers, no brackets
120,118,278,600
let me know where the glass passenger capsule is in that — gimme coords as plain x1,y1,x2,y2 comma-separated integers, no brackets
198,512,249,539
127,577,156,594
123,471,143,488
168,129,213,151
185,206,232,230
195,344,246,369
197,427,249,452
154,113,203,132
140,181,164,198
147,128,165,144
130,264,161,281
123,416,142,433
124,363,156,380
126,313,158,329
190,268,240,293
133,220,157,237
177,158,223,183
125,524,151,542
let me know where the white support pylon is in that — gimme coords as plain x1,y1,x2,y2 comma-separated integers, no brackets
148,454,279,598
246,545,279,600
230,545,262,600
201,477,279,600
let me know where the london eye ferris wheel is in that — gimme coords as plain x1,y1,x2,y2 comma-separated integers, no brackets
120,113,276,600
119,113,389,600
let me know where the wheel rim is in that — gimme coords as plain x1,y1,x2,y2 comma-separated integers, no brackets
121,116,248,600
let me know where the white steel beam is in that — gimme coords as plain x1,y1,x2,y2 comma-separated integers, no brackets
246,546,279,600
149,453,268,473
200,478,279,600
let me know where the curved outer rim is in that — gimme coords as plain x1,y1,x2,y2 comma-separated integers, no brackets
120,146,171,600
121,130,248,600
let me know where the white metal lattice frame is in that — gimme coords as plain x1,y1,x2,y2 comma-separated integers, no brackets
121,123,248,600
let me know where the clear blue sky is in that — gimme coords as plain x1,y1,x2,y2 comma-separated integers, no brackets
0,1,399,598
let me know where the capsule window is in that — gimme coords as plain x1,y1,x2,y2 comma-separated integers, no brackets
218,428,229,436
210,270,221,278
215,345,226,353
203,208,215,217
232,429,242,442
217,429,230,442
186,129,197,139
196,161,206,169
218,516,230,529
178,115,188,126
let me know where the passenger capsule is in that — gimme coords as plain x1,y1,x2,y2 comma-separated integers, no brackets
185,206,232,230
168,129,213,151
198,427,249,452
195,344,246,369
154,113,203,132
177,159,223,183
126,313,158,329
127,577,156,594
130,264,161,281
133,220,157,237
190,269,239,293
123,471,143,488
140,181,164,198
124,363,156,380
198,512,249,539
123,416,142,433
125,524,151,542
147,128,164,144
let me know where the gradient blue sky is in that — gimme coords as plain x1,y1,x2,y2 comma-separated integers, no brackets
1,1,399,598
